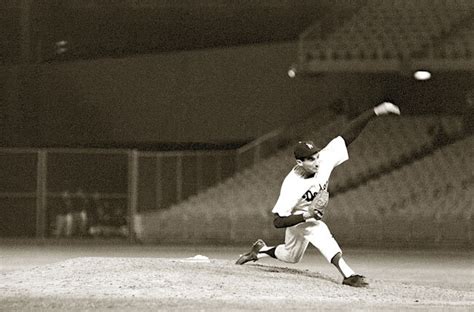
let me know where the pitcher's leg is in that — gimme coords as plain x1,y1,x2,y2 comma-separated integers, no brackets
305,221,368,287
274,224,310,263
304,221,342,262
236,223,310,265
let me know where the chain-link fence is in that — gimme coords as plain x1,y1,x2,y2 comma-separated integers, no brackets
0,147,241,240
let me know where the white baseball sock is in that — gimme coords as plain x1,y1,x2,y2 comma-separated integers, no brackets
336,258,355,278
331,252,355,278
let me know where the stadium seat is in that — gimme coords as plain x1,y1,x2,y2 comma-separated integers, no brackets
299,0,474,65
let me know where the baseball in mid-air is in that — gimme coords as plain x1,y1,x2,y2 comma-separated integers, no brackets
413,70,431,80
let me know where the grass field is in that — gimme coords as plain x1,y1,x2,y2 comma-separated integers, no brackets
1,240,473,311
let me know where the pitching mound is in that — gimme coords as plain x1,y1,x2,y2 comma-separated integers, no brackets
1,257,472,311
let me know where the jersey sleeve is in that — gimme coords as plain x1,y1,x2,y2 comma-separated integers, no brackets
320,136,349,168
312,136,349,185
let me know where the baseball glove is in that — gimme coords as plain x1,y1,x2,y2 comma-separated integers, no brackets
309,189,329,220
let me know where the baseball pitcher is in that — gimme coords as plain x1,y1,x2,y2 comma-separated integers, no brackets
236,102,401,287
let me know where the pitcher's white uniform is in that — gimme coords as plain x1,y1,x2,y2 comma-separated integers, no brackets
272,136,348,263
236,103,400,287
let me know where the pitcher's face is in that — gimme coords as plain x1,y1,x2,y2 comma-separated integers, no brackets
297,152,320,175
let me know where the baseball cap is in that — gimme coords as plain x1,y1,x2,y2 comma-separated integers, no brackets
293,140,321,159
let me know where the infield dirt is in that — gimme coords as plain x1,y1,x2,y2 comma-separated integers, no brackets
1,257,473,311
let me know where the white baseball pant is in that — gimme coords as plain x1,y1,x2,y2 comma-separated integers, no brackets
274,219,341,263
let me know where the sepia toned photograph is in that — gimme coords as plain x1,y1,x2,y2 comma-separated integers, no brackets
1,1,473,311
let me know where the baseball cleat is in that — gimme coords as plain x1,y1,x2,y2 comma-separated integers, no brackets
342,274,369,287
235,239,266,265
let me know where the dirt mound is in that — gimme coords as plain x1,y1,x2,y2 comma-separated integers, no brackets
1,257,473,311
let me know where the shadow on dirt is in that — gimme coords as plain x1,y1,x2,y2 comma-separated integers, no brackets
250,263,340,284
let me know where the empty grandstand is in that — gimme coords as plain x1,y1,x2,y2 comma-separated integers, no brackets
139,114,471,247
298,0,474,72
134,0,473,247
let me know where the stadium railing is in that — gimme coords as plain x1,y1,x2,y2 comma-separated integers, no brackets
0,147,237,240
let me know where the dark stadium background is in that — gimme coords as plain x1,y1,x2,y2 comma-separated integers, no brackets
0,0,472,248
1,1,473,310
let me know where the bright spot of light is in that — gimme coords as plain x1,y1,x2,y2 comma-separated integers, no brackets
288,67,296,78
413,70,431,81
